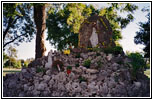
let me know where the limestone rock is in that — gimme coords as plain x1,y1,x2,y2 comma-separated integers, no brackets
86,69,98,74
134,82,141,88
36,83,47,91
43,75,50,82
106,54,113,61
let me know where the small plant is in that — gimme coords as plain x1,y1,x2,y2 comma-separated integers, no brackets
127,52,146,77
113,46,123,55
75,53,80,58
83,59,91,68
114,75,119,83
102,46,123,55
92,47,102,52
97,60,102,68
67,66,72,75
75,63,79,67
78,76,87,83
96,52,101,56
117,61,123,65
87,48,93,52
36,67,45,73
67,66,72,70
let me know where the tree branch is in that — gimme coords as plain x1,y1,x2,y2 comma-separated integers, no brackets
3,16,21,40
3,33,27,48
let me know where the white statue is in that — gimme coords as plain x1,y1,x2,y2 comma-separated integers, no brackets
90,27,99,47
45,50,54,69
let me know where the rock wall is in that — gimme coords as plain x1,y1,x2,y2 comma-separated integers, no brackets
3,50,150,97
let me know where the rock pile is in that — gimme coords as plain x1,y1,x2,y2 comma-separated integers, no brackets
3,50,150,97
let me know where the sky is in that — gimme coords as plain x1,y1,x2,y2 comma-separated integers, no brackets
15,2,150,60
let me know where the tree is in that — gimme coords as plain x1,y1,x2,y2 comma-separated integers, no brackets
33,4,46,59
7,46,18,58
46,3,138,50
3,3,35,49
134,8,150,58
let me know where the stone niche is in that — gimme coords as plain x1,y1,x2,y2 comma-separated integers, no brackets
79,15,115,48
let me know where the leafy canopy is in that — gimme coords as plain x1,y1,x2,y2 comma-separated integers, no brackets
46,3,138,50
3,3,35,49
134,8,150,58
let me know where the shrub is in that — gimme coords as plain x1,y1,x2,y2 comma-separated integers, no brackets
78,76,87,83
102,46,123,55
96,52,101,56
83,59,91,68
67,66,72,70
92,48,102,52
4,58,22,68
36,67,45,73
75,63,79,67
113,46,123,55
75,53,80,58
128,52,146,76
97,60,102,68
24,61,29,67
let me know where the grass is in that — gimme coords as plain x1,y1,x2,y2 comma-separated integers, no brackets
144,69,150,78
3,68,21,76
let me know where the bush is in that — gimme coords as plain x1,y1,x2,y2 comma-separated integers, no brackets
78,76,87,83
36,67,45,73
83,59,91,68
4,57,22,68
75,53,80,58
97,60,102,68
103,46,123,55
75,63,79,67
67,66,72,70
24,61,29,67
128,52,146,76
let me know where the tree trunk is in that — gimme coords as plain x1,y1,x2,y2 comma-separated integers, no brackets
34,4,46,59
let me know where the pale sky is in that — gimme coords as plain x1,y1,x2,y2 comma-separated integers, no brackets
15,3,150,60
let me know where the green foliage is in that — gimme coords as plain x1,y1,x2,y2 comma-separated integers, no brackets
67,66,72,70
3,53,9,64
36,67,45,73
24,61,29,67
7,46,18,58
134,8,150,58
75,53,81,58
78,76,87,83
83,59,91,68
99,3,138,41
3,3,35,48
92,47,102,52
46,3,138,50
97,60,102,68
96,52,101,56
127,52,146,76
117,60,123,65
103,45,123,55
75,63,79,67
4,57,22,68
